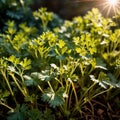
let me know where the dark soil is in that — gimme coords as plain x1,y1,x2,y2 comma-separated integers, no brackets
0,95,120,120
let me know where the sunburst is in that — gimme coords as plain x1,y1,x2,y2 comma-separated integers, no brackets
109,0,118,5
69,0,120,17
101,0,120,16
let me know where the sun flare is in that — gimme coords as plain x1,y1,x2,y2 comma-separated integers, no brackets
100,0,120,16
108,0,118,5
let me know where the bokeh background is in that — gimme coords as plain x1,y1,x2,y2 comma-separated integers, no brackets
31,0,116,19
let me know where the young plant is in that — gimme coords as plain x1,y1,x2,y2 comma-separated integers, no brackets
33,8,53,31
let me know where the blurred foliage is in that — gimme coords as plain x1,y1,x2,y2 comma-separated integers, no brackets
0,0,33,30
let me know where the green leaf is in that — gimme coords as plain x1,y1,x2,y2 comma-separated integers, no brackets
56,55,66,60
7,112,25,120
7,66,19,74
90,75,107,89
1,0,6,3
7,55,20,65
57,40,66,48
25,94,38,103
6,11,23,20
31,71,51,81
19,58,31,70
28,109,44,120
41,87,65,108
7,104,28,120
26,71,48,85
116,82,120,88
43,109,55,120
48,49,56,57
102,73,119,88
73,37,80,45
108,73,117,82
95,57,107,70
23,75,38,86
0,58,7,68
50,63,59,70
90,75,99,82
0,90,10,99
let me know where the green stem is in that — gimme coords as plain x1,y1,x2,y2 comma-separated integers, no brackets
1,71,17,104
38,85,44,93
68,87,73,108
59,59,64,82
70,59,80,76
42,21,47,31
80,64,84,76
115,70,120,79
91,87,112,99
2,71,14,97
81,82,97,100
20,73,28,95
10,73,26,97
73,82,96,113
0,101,14,111
71,81,78,105
19,0,24,8
55,78,64,87
48,81,54,92
65,80,71,110
112,38,118,52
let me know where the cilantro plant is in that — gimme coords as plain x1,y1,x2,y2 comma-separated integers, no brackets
33,8,53,31
0,3,120,119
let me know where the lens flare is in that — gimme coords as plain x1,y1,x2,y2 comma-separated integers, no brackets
100,0,120,16
109,0,118,5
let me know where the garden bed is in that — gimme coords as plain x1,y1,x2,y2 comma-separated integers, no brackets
0,0,120,119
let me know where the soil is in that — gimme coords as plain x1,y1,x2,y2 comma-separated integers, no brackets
0,95,120,120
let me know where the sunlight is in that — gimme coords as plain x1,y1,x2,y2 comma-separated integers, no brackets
108,0,118,5
100,0,120,16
